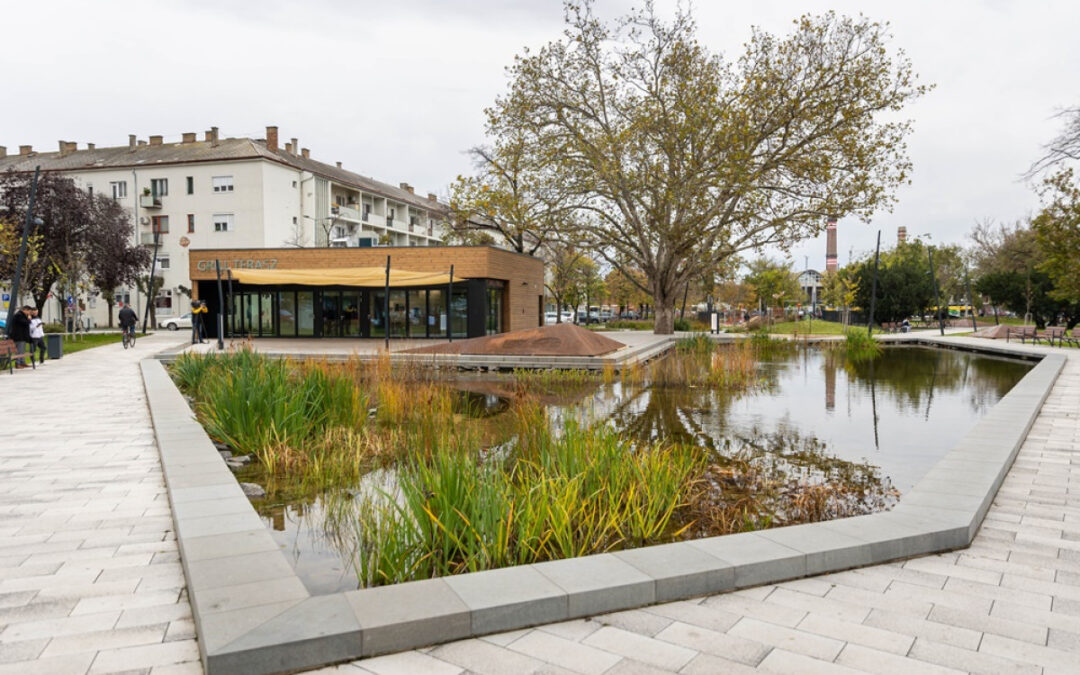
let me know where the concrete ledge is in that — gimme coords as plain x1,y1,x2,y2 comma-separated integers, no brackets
141,336,1066,674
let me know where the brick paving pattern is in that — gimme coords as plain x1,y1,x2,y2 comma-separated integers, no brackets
0,333,200,675
2,335,1077,674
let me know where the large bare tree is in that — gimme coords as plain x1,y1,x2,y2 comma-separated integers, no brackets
485,2,928,333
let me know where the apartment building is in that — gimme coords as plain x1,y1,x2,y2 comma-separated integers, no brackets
0,126,448,326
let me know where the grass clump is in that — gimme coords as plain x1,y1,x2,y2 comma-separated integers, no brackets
843,328,883,362
352,414,704,586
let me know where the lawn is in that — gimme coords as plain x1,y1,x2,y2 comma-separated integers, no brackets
47,332,132,356
765,318,849,335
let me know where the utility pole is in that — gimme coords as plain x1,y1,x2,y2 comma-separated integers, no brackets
6,166,41,333
142,230,160,334
964,271,978,332
867,230,881,337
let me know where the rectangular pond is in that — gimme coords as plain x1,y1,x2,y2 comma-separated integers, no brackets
184,344,1031,595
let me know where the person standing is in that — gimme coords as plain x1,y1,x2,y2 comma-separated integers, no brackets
8,306,33,368
29,308,46,364
191,300,208,344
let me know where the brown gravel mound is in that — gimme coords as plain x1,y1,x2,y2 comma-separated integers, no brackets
405,323,625,357
971,324,1011,339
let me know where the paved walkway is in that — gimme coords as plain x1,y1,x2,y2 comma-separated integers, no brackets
0,332,200,674
317,341,1080,675
1,336,1077,674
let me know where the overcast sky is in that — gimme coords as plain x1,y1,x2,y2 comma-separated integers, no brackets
3,0,1078,271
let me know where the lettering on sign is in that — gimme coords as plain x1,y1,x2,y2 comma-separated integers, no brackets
195,259,278,272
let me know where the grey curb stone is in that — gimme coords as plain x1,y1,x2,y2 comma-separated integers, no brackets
141,337,1066,674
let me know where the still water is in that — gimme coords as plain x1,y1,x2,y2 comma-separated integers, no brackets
253,345,1032,594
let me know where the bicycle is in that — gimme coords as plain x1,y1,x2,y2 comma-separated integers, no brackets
122,325,136,349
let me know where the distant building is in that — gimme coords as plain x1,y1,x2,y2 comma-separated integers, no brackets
797,269,823,307
0,126,449,326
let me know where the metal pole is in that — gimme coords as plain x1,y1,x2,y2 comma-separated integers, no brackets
867,230,881,337
226,268,234,338
447,264,454,343
928,247,944,336
214,260,225,350
6,166,40,333
965,271,978,332
142,231,160,334
384,255,390,351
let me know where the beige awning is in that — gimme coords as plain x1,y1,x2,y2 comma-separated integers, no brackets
228,267,458,287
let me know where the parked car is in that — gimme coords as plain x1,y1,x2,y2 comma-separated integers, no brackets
619,310,640,320
162,313,193,331
544,311,558,324
599,309,614,322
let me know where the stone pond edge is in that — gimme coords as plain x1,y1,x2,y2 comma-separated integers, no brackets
139,336,1066,675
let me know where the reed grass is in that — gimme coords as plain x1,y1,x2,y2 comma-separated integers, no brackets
842,328,883,362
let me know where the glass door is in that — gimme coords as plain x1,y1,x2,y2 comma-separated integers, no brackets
258,292,274,336
321,292,342,337
342,292,361,337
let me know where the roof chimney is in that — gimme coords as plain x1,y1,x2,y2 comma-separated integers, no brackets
138,140,147,147
87,143,95,150
0,146,6,159
427,192,438,202
399,183,414,194
205,127,219,146
290,138,298,155
58,140,77,156
266,126,278,152
181,132,196,144
301,147,310,159
129,134,137,152
149,135,163,146
19,145,32,156
285,142,293,154
335,161,342,169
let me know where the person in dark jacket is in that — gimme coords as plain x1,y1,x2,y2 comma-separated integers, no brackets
8,306,33,368
118,303,138,340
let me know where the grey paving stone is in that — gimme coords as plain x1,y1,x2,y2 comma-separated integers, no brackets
688,532,805,587
444,565,568,635
581,626,696,670
612,541,734,602
652,620,770,666
532,555,653,618
194,576,309,616
185,551,294,591
346,578,471,656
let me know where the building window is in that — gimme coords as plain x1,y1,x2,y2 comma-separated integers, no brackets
110,181,127,199
154,289,173,310
213,214,233,232
212,176,234,193
292,180,297,188
158,256,170,270
151,215,169,234
292,216,298,224
187,214,195,233
186,176,194,194
151,178,168,197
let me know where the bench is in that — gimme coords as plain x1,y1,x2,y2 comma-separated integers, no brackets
1042,326,1066,346
1058,327,1080,348
1006,326,1037,343
0,339,36,374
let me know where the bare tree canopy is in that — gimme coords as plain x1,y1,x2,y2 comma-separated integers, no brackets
484,2,928,333
1025,106,1080,178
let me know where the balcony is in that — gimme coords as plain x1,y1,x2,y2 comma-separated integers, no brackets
333,204,362,222
140,232,162,246
139,194,162,209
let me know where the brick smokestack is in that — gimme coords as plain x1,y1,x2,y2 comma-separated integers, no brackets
129,134,137,152
149,135,163,146
266,126,278,152
19,145,33,156
825,216,838,272
181,132,196,144
898,226,907,243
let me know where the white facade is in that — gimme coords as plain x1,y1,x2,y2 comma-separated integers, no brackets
0,128,448,327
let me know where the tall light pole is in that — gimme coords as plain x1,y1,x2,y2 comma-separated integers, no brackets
4,167,42,334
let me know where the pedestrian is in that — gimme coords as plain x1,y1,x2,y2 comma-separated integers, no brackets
191,300,208,344
8,305,33,368
29,308,46,364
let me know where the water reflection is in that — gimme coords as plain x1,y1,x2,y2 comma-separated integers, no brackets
251,345,1031,594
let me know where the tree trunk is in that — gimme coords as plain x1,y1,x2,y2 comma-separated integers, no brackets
653,281,676,334
107,300,115,328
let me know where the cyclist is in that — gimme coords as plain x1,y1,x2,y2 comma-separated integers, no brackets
118,303,138,345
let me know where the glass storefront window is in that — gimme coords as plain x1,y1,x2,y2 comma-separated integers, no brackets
451,287,468,338
370,292,385,338
322,292,341,337
388,290,407,338
407,290,425,338
297,292,315,336
258,293,274,336
342,292,360,337
427,289,445,337
278,292,297,336
486,287,503,335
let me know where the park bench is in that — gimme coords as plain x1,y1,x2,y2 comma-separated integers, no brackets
1060,327,1080,348
0,339,35,374
1042,326,1066,346
1006,326,1037,343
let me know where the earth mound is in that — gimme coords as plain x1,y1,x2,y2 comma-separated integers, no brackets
405,323,625,357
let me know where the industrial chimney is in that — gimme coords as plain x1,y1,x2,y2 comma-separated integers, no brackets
898,226,907,243
825,216,838,271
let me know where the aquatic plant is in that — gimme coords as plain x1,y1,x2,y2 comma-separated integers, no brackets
843,328,883,362
674,333,714,356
